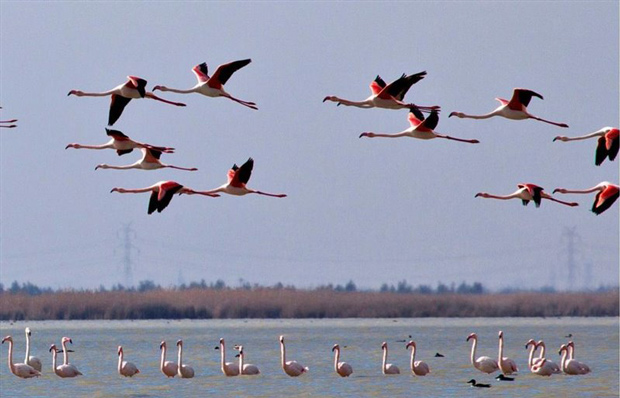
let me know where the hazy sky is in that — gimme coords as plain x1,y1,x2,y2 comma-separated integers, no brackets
1,2,618,291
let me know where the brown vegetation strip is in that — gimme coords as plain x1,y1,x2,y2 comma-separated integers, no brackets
0,289,618,320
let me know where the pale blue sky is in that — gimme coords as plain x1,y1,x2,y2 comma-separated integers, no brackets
1,2,618,290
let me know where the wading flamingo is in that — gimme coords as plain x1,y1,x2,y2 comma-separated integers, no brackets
323,71,439,111
1,336,40,378
279,335,308,377
449,88,568,128
405,340,430,376
176,340,195,378
159,341,177,377
558,344,587,375
381,342,400,375
190,158,286,198
153,59,257,110
24,328,42,372
467,333,499,374
117,346,139,377
235,345,260,375
95,148,197,171
554,127,618,166
525,340,552,376
554,182,619,215
359,107,479,143
535,341,561,374
475,183,579,208
217,338,239,376
66,128,174,156
567,341,591,374
111,181,219,215
68,76,186,126
497,331,518,375
331,344,353,377
49,344,82,378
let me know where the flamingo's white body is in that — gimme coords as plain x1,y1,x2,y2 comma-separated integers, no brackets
360,107,479,144
559,344,588,375
476,183,579,208
24,328,42,372
117,346,140,377
554,182,619,215
153,59,257,110
467,333,499,374
218,338,239,376
449,88,568,128
525,339,553,376
331,344,353,377
95,148,197,172
176,340,195,378
381,342,400,375
49,344,82,378
497,331,518,375
68,76,186,126
279,335,308,377
1,336,41,378
535,341,561,374
405,341,430,376
66,128,174,156
554,127,619,166
159,341,178,377
235,345,260,375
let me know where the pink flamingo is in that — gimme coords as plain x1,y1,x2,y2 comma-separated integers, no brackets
554,127,618,166
359,107,479,143
66,128,174,156
159,341,178,377
449,88,568,128
475,183,579,208
535,341,561,374
323,71,439,111
153,59,257,110
111,181,219,214
218,338,239,377
497,331,518,375
95,148,197,172
467,333,499,374
332,344,353,377
405,341,430,376
279,335,308,377
68,76,186,126
1,336,40,378
381,342,400,375
554,182,619,215
567,341,591,374
117,346,140,377
558,344,588,375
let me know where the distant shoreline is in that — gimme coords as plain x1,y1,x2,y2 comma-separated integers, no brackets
1,289,617,321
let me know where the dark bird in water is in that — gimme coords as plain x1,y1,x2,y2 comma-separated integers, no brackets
435,352,445,357
565,334,573,338
495,374,514,381
396,335,413,343
468,379,491,388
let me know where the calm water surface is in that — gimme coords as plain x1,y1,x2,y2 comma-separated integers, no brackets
0,318,617,397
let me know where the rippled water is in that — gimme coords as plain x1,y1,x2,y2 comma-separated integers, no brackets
0,318,617,397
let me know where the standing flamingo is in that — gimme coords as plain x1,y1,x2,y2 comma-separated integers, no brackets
323,71,439,111
554,182,619,215
279,335,308,377
68,76,186,126
218,338,239,376
191,158,286,198
153,59,257,110
405,341,430,376
95,148,197,171
235,345,260,375
466,333,499,374
475,183,579,208
497,331,518,375
23,328,42,372
159,341,177,377
176,340,195,378
535,341,561,374
558,344,587,375
111,181,219,214
525,339,539,369
567,341,591,374
117,346,140,377
381,342,400,375
66,128,174,156
331,344,353,377
554,127,619,166
359,107,479,143
449,88,568,128
48,344,82,378
1,336,40,378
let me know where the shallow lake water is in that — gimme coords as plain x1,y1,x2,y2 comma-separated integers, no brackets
0,317,617,397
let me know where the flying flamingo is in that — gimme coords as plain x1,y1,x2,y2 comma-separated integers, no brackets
191,158,287,198
235,345,260,375
217,338,239,376
68,76,186,126
95,148,197,171
554,127,618,166
497,331,518,375
117,346,140,377
1,336,41,378
553,182,619,215
449,88,568,128
467,333,499,374
49,344,82,378
331,344,353,377
66,128,174,156
381,342,400,375
153,59,257,110
405,341,430,376
279,335,308,377
475,183,579,208
535,340,561,374
24,328,42,372
323,71,440,111
176,340,195,378
110,181,219,215
567,341,591,374
159,341,178,377
359,107,479,143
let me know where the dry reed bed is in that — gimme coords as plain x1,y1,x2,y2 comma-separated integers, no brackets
0,289,617,320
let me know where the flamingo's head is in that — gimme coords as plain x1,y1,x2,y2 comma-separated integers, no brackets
67,90,84,97
159,341,166,349
536,340,545,349
279,335,284,343
558,344,567,355
49,344,57,352
219,338,225,345
110,187,125,194
25,327,32,336
381,342,387,350
449,112,463,118
466,333,477,342
61,337,73,345
553,136,568,142
567,341,575,347
152,85,163,92
553,188,566,194
405,341,415,349
525,339,536,349
359,132,375,138
498,331,504,338
474,193,488,198
176,340,183,347
1,336,12,344
117,346,123,355
332,344,339,352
